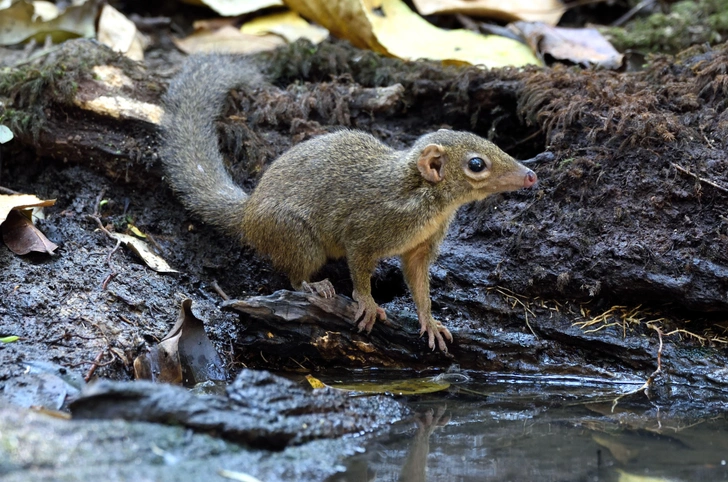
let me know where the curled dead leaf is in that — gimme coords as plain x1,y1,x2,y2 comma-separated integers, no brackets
134,299,227,386
1,209,58,255
512,21,624,69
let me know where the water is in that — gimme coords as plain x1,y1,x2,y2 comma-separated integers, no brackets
326,373,728,482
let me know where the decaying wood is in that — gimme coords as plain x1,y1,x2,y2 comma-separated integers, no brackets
222,290,453,367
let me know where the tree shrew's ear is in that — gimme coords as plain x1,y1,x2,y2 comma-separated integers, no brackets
417,144,446,183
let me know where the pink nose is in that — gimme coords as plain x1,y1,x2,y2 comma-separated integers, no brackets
524,170,537,188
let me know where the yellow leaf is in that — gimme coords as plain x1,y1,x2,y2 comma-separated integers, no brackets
286,0,539,67
370,0,539,67
241,10,328,44
305,374,326,389
287,0,377,51
128,224,147,238
327,377,450,395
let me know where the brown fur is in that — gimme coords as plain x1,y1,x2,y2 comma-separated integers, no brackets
161,55,537,352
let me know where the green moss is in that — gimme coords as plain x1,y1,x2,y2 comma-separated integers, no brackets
602,0,728,54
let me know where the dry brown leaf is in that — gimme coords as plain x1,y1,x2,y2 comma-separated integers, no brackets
173,25,285,54
1,209,58,255
512,21,623,69
133,332,182,383
286,0,382,51
412,0,564,26
134,299,226,386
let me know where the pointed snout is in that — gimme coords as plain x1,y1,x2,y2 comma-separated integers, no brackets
524,169,537,188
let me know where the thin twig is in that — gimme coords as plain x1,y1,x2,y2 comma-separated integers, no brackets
611,325,664,411
84,349,117,382
87,214,121,290
495,287,538,337
0,186,20,194
93,189,106,216
211,280,230,301
612,0,655,27
672,162,728,194
101,239,121,290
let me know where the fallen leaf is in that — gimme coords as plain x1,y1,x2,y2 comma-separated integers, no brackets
127,224,147,238
133,331,182,384
412,0,565,26
173,25,286,54
0,0,97,46
97,4,147,61
511,21,624,69
1,209,58,255
305,374,327,389
287,0,540,67
241,10,329,44
0,194,56,224
185,0,284,16
1,335,19,343
322,376,450,395
108,232,178,273
134,299,227,386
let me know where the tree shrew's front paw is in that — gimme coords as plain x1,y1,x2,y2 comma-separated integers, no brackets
301,279,336,298
353,291,387,333
419,315,453,352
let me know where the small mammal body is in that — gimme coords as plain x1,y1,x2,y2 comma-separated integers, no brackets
161,55,537,352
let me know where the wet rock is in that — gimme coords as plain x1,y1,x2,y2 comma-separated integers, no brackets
0,404,364,482
71,369,408,450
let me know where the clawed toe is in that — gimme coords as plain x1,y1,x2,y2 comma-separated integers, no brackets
419,316,452,353
353,294,386,333
301,279,336,298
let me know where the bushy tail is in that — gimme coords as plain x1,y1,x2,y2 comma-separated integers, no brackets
161,54,263,237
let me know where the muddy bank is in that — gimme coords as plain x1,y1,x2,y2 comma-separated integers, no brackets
1,37,727,403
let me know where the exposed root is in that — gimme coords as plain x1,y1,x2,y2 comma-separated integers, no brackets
492,286,538,337
671,162,728,194
611,325,664,412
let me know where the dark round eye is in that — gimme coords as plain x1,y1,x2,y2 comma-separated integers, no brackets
468,157,487,172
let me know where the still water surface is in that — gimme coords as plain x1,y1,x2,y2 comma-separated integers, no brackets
326,373,728,482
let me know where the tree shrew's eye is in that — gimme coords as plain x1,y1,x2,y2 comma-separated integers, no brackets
468,157,487,172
